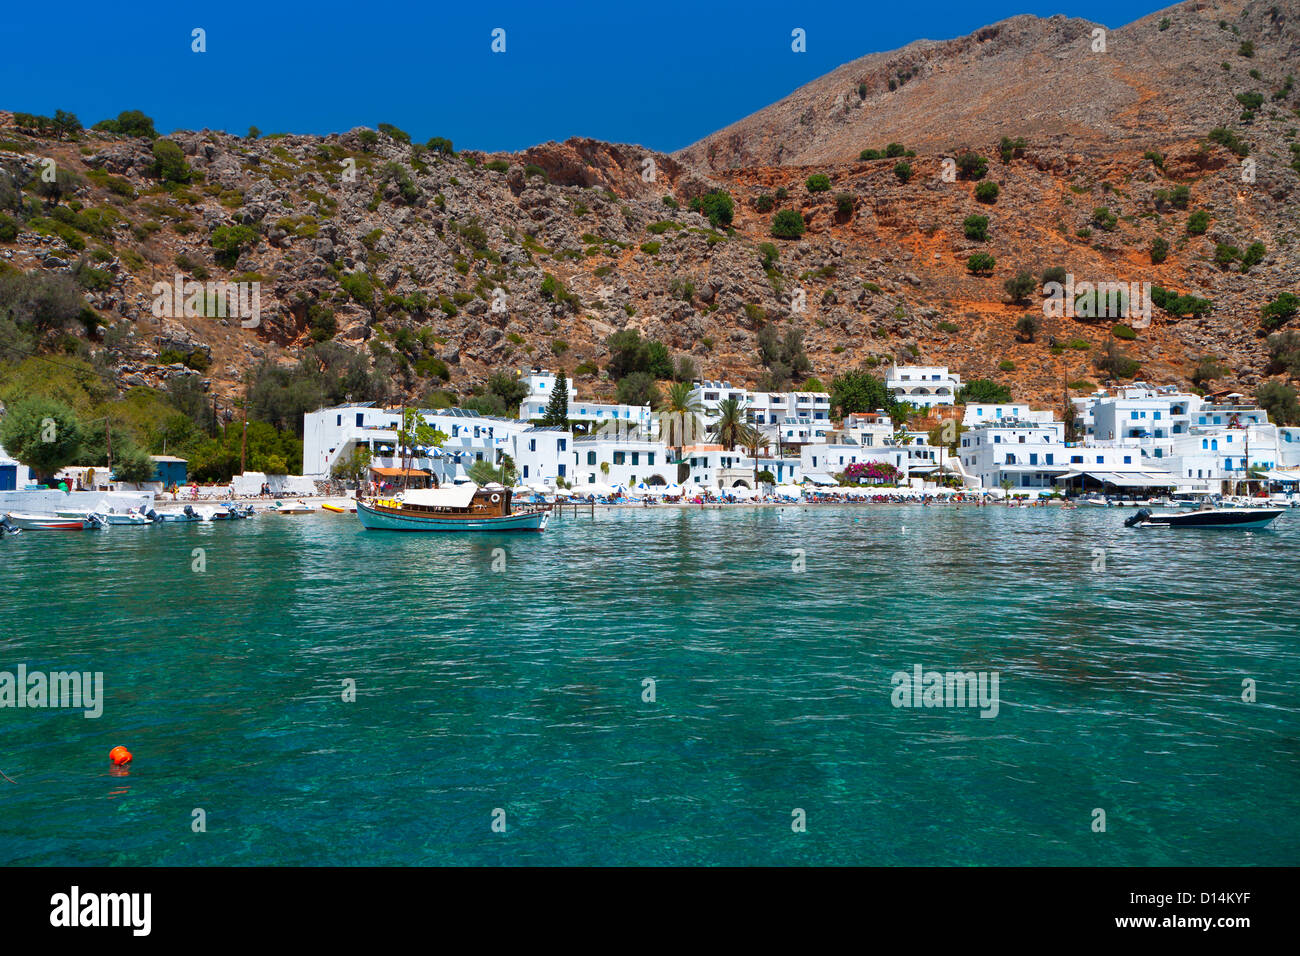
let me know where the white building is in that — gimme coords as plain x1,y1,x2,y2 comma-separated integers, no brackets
678,444,801,488
570,435,670,488
887,365,963,408
0,445,33,492
689,380,832,446
303,404,562,486
518,368,651,432
962,403,1054,427
800,440,909,485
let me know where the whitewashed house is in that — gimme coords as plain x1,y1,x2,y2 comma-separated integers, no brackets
887,365,963,408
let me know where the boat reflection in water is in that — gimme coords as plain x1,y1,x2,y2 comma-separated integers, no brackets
356,482,549,532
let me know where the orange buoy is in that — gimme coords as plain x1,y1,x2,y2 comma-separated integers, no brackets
109,746,132,766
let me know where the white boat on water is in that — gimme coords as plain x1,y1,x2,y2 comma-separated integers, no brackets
154,505,202,523
269,500,314,514
5,512,105,530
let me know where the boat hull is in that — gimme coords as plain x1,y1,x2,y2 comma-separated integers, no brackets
1135,508,1283,529
5,512,99,530
356,499,548,532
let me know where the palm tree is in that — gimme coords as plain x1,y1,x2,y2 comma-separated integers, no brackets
711,397,747,450
657,382,703,460
743,425,768,488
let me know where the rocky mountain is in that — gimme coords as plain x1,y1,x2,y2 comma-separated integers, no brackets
1,0,1297,429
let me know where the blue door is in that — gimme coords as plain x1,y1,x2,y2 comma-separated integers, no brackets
0,465,15,491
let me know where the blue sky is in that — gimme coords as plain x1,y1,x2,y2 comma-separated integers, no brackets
4,1,1173,153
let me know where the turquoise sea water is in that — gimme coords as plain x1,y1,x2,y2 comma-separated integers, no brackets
1,504,1298,866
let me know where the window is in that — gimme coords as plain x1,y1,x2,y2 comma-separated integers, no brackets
337,415,342,426
558,463,566,477
1071,455,1083,464
587,452,596,465
523,466,529,478
1029,453,1038,465
1123,456,1132,464
529,439,536,452
631,452,640,466
648,453,655,465
557,440,567,452
1045,454,1054,465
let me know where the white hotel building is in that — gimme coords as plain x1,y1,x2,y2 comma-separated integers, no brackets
887,365,964,408
517,368,652,433
689,380,832,446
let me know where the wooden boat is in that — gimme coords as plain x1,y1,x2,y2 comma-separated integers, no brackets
5,512,105,530
356,483,549,532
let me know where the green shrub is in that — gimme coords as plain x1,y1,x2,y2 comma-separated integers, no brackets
893,161,912,183
1092,206,1118,231
1261,292,1299,330
835,193,854,216
966,252,996,274
771,209,805,239
956,153,988,180
1207,127,1249,157
1112,323,1137,340
963,214,989,241
92,109,157,138
805,173,831,193
754,194,774,213
974,181,999,203
1150,236,1170,264
689,190,734,228
1187,210,1211,235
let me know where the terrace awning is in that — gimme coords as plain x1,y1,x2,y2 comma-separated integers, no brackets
1261,469,1300,482
1054,469,1176,488
803,473,836,485
370,467,430,478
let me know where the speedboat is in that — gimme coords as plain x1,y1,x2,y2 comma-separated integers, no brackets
269,500,314,514
0,515,21,538
1125,506,1285,529
5,512,105,530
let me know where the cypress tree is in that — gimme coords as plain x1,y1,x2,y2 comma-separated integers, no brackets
542,370,569,427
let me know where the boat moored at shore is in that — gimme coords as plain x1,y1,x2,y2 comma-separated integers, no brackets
356,483,549,532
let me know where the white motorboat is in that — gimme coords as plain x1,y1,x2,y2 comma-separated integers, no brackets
5,512,105,530
269,500,314,514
